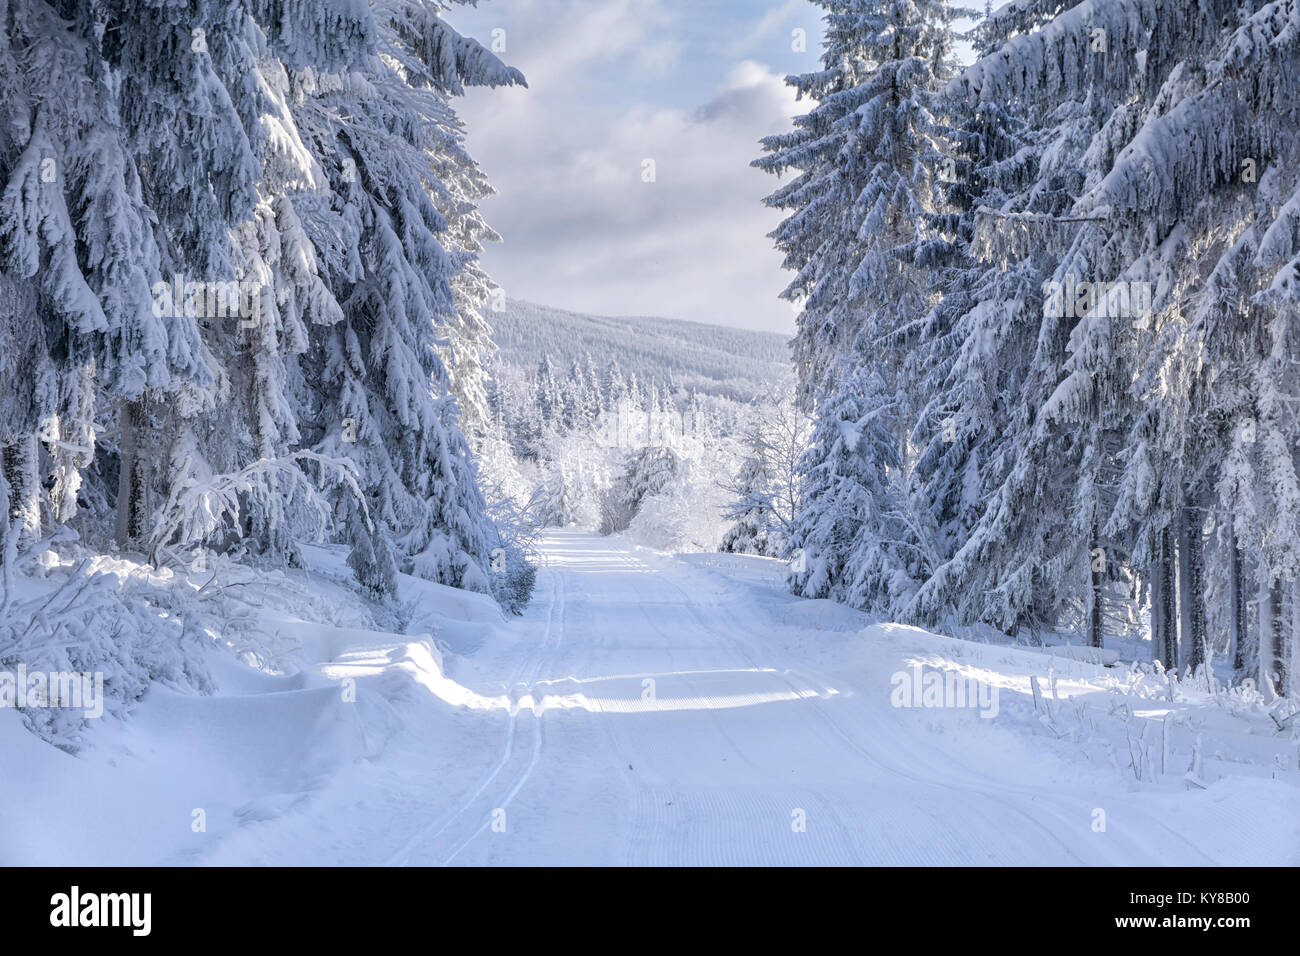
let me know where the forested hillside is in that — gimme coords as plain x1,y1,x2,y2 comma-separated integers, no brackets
490,299,790,403
477,301,806,556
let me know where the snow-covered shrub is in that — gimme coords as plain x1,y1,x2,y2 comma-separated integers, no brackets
619,447,681,516
628,463,732,553
0,554,215,751
480,481,541,615
148,449,364,568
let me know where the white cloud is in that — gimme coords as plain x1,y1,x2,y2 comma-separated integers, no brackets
451,1,808,334
719,0,812,59
481,0,678,93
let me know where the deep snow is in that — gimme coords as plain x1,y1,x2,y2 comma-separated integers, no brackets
4,530,1299,865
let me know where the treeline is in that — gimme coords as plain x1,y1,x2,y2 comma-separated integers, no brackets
489,353,725,462
479,349,772,552
0,0,528,608
760,0,1300,694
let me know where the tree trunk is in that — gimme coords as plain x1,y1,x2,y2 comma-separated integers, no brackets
1229,530,1250,677
1089,521,1104,649
1176,507,1190,675
1,432,41,554
115,399,151,547
1149,550,1163,662
1268,578,1289,697
1157,526,1178,671
1179,503,1206,673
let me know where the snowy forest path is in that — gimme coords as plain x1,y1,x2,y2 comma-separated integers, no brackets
164,529,1271,867
407,530,1222,866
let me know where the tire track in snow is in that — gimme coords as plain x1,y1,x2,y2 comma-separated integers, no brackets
384,558,563,867
438,553,567,865
394,534,1223,865
570,544,1048,864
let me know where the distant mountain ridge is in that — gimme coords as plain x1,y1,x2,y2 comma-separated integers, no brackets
489,299,792,402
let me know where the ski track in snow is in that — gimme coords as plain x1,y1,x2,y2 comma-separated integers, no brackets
386,554,565,867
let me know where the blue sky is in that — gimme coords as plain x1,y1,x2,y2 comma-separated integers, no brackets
446,0,973,334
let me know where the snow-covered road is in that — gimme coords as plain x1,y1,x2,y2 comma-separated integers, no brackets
371,531,1281,866
11,529,1295,866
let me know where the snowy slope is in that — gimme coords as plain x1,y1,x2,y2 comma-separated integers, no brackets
5,532,1298,865
491,299,790,402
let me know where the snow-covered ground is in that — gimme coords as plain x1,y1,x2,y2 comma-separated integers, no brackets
5,530,1299,865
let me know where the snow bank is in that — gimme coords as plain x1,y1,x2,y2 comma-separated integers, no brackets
0,544,506,865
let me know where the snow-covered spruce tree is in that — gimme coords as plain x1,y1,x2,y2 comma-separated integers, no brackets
95,0,266,551
1160,0,1300,691
0,2,87,552
0,0,376,569
0,0,224,557
754,0,962,411
285,0,524,597
582,353,602,424
535,354,559,428
472,395,539,613
412,9,511,443
561,358,589,431
908,0,1246,645
750,0,1300,671
787,361,918,612
903,3,1118,637
0,274,46,555
755,0,962,616
212,20,356,564
0,0,528,643
87,0,523,604
1035,0,1300,675
1042,0,1268,663
78,0,367,571
721,426,778,557
375,0,529,604
903,74,1039,611
602,359,626,411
